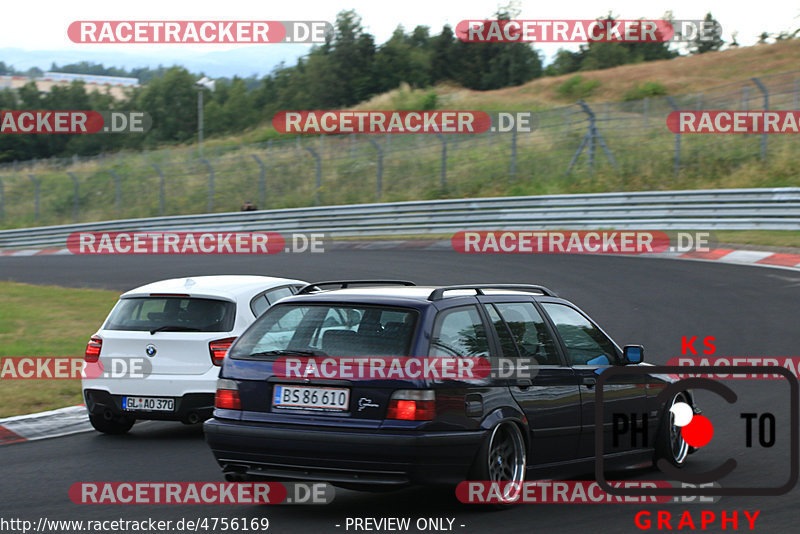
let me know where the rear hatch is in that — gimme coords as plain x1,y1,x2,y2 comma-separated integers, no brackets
223,302,424,427
99,295,237,375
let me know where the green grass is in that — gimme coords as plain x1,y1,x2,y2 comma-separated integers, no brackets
0,281,119,417
714,231,800,249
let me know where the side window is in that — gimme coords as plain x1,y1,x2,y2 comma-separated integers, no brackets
541,303,619,366
484,305,520,359
428,306,489,358
250,286,296,317
250,295,270,317
487,302,561,365
265,286,293,305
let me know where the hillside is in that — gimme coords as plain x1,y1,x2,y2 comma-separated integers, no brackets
421,40,800,112
0,41,798,244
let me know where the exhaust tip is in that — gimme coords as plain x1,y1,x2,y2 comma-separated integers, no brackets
103,410,114,421
186,412,200,424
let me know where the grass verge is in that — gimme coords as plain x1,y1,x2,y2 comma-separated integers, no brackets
0,281,118,417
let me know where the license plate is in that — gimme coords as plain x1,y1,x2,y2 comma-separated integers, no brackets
273,385,349,412
122,396,175,411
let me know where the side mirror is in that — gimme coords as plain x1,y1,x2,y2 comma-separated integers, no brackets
623,345,644,364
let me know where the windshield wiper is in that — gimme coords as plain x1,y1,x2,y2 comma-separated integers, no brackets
247,349,327,358
149,325,202,335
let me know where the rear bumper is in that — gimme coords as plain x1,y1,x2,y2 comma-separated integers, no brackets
204,417,487,486
84,389,214,423
81,367,218,397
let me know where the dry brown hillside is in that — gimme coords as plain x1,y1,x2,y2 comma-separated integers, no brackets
367,40,800,111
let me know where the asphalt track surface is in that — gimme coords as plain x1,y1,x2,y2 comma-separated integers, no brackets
1,250,799,533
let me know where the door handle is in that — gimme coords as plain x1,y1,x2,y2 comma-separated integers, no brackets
582,377,596,388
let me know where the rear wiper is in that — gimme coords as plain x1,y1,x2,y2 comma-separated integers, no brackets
149,325,202,335
247,349,327,358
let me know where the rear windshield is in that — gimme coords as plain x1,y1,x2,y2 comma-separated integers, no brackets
104,297,236,332
230,304,417,359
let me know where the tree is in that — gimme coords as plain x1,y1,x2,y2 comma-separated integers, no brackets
322,10,377,107
691,13,724,54
450,6,542,90
544,49,582,76
579,42,632,71
430,25,457,82
133,67,197,144
374,26,431,92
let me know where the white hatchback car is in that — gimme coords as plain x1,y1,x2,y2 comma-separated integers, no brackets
82,275,306,434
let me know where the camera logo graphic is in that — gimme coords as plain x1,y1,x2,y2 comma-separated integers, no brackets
594,365,798,497
669,400,712,447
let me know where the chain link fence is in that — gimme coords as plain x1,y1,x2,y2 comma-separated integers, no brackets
1,70,799,229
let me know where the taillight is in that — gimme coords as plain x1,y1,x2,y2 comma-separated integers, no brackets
85,335,102,362
215,378,241,410
386,390,435,421
209,337,237,366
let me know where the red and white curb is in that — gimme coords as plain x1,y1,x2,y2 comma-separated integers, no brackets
1,241,799,270
639,248,800,270
0,405,92,445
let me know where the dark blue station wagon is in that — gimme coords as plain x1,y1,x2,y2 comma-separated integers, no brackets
204,281,697,490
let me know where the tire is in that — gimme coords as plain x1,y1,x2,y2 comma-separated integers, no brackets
469,421,527,506
655,392,690,467
89,413,135,435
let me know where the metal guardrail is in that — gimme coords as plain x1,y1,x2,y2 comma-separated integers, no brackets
1,188,798,250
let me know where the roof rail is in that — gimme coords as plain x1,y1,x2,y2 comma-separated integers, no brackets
427,284,557,301
296,280,416,295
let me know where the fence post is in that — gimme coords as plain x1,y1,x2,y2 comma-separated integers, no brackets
751,77,769,161
251,155,267,208
566,101,618,176
367,139,384,201
564,107,572,134
304,147,321,205
108,170,121,210
28,174,40,222
436,133,447,191
666,96,681,177
152,164,166,216
66,172,79,223
200,159,215,212
0,176,4,221
509,128,517,181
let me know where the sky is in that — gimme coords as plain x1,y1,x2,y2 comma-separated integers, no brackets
1,0,797,76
